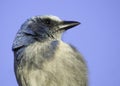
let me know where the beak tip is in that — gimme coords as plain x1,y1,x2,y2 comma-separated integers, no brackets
76,21,81,25
73,21,81,27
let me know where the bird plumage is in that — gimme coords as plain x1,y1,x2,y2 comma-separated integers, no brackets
12,15,87,86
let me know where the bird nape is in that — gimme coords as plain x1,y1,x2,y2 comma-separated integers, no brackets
12,15,87,86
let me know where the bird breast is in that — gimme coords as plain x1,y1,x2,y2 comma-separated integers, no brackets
20,40,86,86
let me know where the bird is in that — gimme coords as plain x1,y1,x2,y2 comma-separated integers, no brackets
12,15,87,86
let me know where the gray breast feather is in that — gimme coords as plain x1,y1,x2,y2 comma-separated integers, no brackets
15,40,87,86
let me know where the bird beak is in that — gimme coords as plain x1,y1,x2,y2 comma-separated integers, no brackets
59,21,80,31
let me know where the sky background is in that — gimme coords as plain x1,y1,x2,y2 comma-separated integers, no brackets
0,0,120,86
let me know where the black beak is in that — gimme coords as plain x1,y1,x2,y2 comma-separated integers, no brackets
59,21,80,30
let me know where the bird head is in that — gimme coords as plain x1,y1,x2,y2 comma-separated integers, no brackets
21,15,80,41
12,15,80,51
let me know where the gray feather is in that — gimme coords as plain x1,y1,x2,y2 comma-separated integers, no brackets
12,15,87,86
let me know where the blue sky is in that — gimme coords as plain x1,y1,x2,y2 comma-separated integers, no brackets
0,0,120,86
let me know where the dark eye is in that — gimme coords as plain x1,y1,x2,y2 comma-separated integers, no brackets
44,19,51,25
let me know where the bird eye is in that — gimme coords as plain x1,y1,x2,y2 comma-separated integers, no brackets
44,19,51,25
